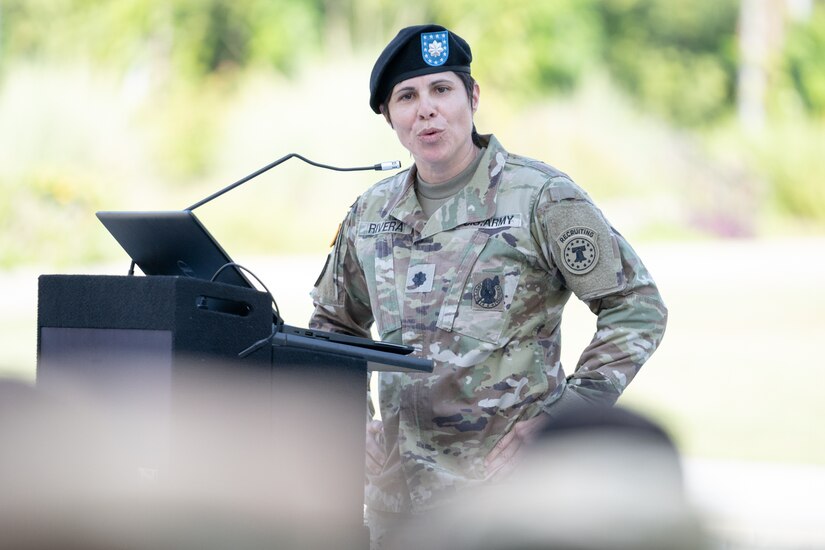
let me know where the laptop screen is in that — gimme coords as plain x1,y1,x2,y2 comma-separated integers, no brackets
96,210,252,288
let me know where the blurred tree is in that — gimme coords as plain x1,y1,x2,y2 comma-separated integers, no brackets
737,0,789,132
0,0,322,79
784,1,825,117
168,0,322,78
4,0,822,128
1,0,824,230
598,0,740,126
426,0,604,101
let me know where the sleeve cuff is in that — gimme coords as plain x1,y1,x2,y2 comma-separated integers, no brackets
540,386,593,420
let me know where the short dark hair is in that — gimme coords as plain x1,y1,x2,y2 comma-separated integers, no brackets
380,71,483,148
456,72,484,148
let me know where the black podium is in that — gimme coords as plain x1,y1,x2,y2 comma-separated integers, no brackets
36,274,431,548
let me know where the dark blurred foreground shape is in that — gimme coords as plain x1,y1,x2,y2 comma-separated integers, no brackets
1,273,429,549
390,406,709,550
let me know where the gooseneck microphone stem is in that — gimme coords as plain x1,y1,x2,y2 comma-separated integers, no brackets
186,153,401,211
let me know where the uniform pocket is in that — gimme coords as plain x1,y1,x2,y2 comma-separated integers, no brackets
358,234,402,340
437,235,522,345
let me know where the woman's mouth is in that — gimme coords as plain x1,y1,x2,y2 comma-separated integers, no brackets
418,128,443,142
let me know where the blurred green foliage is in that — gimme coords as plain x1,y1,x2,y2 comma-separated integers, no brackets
751,121,825,220
0,0,824,268
599,0,740,125
0,0,323,77
426,0,605,98
2,0,821,122
785,6,825,116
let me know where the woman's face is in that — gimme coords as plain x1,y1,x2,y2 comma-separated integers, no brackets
385,71,479,182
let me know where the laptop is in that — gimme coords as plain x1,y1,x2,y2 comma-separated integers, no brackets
96,210,414,356
97,210,251,287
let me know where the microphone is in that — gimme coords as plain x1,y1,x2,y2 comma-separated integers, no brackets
186,153,402,211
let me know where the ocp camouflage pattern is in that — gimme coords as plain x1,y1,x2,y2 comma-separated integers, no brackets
310,135,667,513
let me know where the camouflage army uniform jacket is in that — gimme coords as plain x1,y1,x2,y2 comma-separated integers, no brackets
310,135,667,513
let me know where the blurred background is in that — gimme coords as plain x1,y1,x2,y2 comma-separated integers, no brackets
0,0,823,547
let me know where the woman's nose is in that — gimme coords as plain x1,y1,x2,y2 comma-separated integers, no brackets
417,96,437,119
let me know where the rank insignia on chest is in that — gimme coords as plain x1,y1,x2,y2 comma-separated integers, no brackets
405,264,436,293
558,226,600,274
472,272,505,311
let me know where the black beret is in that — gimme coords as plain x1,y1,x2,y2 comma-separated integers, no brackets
369,24,472,114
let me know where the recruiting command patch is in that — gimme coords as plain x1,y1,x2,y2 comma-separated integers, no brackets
558,226,599,274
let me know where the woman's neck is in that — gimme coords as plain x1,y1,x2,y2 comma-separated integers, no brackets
415,142,480,184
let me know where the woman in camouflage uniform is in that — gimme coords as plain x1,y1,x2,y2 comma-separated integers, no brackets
309,24,667,548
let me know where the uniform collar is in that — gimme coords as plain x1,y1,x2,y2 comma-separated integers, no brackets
386,134,508,240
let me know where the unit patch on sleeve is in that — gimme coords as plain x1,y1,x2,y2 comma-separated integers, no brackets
558,226,599,274
541,200,625,300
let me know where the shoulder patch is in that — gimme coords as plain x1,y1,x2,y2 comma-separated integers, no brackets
541,201,625,300
558,226,599,274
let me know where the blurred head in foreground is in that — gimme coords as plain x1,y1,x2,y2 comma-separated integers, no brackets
392,406,708,550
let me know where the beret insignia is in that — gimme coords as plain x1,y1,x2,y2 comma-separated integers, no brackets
421,31,449,67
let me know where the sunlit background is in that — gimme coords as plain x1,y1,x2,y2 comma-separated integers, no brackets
1,0,824,548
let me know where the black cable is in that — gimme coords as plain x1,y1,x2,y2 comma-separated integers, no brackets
238,322,278,359
288,153,391,172
208,262,285,358
209,262,282,326
186,153,400,211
